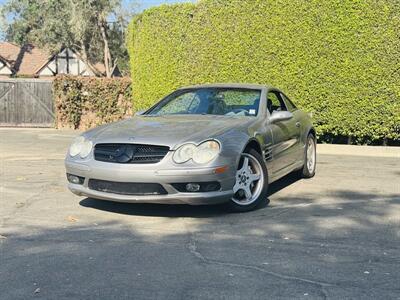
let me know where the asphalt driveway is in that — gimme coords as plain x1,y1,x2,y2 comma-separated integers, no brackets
1,128,399,299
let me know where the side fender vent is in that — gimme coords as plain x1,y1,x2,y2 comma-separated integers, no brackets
263,144,273,161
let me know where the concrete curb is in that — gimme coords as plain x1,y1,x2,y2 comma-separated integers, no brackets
317,144,400,158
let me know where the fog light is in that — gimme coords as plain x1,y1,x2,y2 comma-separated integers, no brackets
67,173,84,185
186,183,200,192
172,182,221,193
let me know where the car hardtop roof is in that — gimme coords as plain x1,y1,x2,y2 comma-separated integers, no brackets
178,83,276,91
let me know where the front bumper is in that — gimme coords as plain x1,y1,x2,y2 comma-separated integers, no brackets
65,158,235,205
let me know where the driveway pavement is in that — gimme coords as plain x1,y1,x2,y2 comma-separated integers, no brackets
1,128,399,300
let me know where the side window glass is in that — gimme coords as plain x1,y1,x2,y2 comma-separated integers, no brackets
220,90,260,116
281,93,297,112
267,92,287,114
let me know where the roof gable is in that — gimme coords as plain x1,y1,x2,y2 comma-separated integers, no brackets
0,56,13,75
0,42,113,77
36,48,97,76
0,42,50,76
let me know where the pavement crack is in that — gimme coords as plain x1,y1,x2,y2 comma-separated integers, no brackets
0,181,54,230
187,233,332,299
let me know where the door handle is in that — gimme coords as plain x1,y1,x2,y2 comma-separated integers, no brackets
295,122,301,128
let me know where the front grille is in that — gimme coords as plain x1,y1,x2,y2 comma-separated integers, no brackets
94,143,169,164
88,179,168,195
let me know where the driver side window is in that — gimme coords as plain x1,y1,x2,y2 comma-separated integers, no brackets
267,92,287,114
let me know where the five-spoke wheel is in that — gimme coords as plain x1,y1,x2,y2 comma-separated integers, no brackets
298,133,316,178
228,148,269,212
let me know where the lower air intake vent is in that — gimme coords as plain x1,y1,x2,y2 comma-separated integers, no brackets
88,179,168,195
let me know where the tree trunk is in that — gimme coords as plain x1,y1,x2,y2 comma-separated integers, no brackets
347,136,353,145
99,17,112,78
78,43,102,77
80,44,89,67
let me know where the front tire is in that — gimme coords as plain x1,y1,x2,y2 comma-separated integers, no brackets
227,148,269,212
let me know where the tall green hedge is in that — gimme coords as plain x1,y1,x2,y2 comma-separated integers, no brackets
128,0,400,143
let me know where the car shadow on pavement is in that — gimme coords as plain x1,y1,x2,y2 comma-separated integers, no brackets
4,189,400,300
267,173,301,197
79,198,228,218
79,173,302,217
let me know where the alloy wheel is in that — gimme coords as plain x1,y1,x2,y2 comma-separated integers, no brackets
231,153,264,206
306,137,316,174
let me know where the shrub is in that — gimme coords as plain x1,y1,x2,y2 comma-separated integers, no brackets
127,0,400,143
53,76,132,130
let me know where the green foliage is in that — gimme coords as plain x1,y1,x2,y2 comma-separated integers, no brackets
53,75,132,129
1,0,134,76
127,0,400,143
2,0,73,52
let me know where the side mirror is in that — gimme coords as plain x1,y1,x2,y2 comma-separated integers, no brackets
269,111,293,123
135,110,145,116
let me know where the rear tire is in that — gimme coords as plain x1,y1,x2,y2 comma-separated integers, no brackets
298,133,316,178
227,148,269,212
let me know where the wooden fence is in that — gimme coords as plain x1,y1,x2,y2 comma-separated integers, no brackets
0,78,54,127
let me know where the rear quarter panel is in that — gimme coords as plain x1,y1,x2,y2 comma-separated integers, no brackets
295,110,314,146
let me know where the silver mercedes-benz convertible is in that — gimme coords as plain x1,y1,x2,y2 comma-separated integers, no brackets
65,84,316,211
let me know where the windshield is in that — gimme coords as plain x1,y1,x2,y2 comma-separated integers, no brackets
146,88,261,117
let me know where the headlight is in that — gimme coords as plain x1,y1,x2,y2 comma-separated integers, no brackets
79,140,93,158
173,143,196,163
69,136,93,158
173,140,220,164
193,141,220,164
69,136,85,157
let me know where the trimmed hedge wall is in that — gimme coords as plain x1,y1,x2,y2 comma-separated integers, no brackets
54,76,132,130
128,0,400,144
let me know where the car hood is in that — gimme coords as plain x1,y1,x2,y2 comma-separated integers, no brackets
86,115,255,149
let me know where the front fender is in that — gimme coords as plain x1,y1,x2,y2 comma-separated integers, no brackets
216,128,265,172
216,129,252,167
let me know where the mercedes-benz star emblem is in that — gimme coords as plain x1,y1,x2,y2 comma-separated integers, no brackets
114,145,135,163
